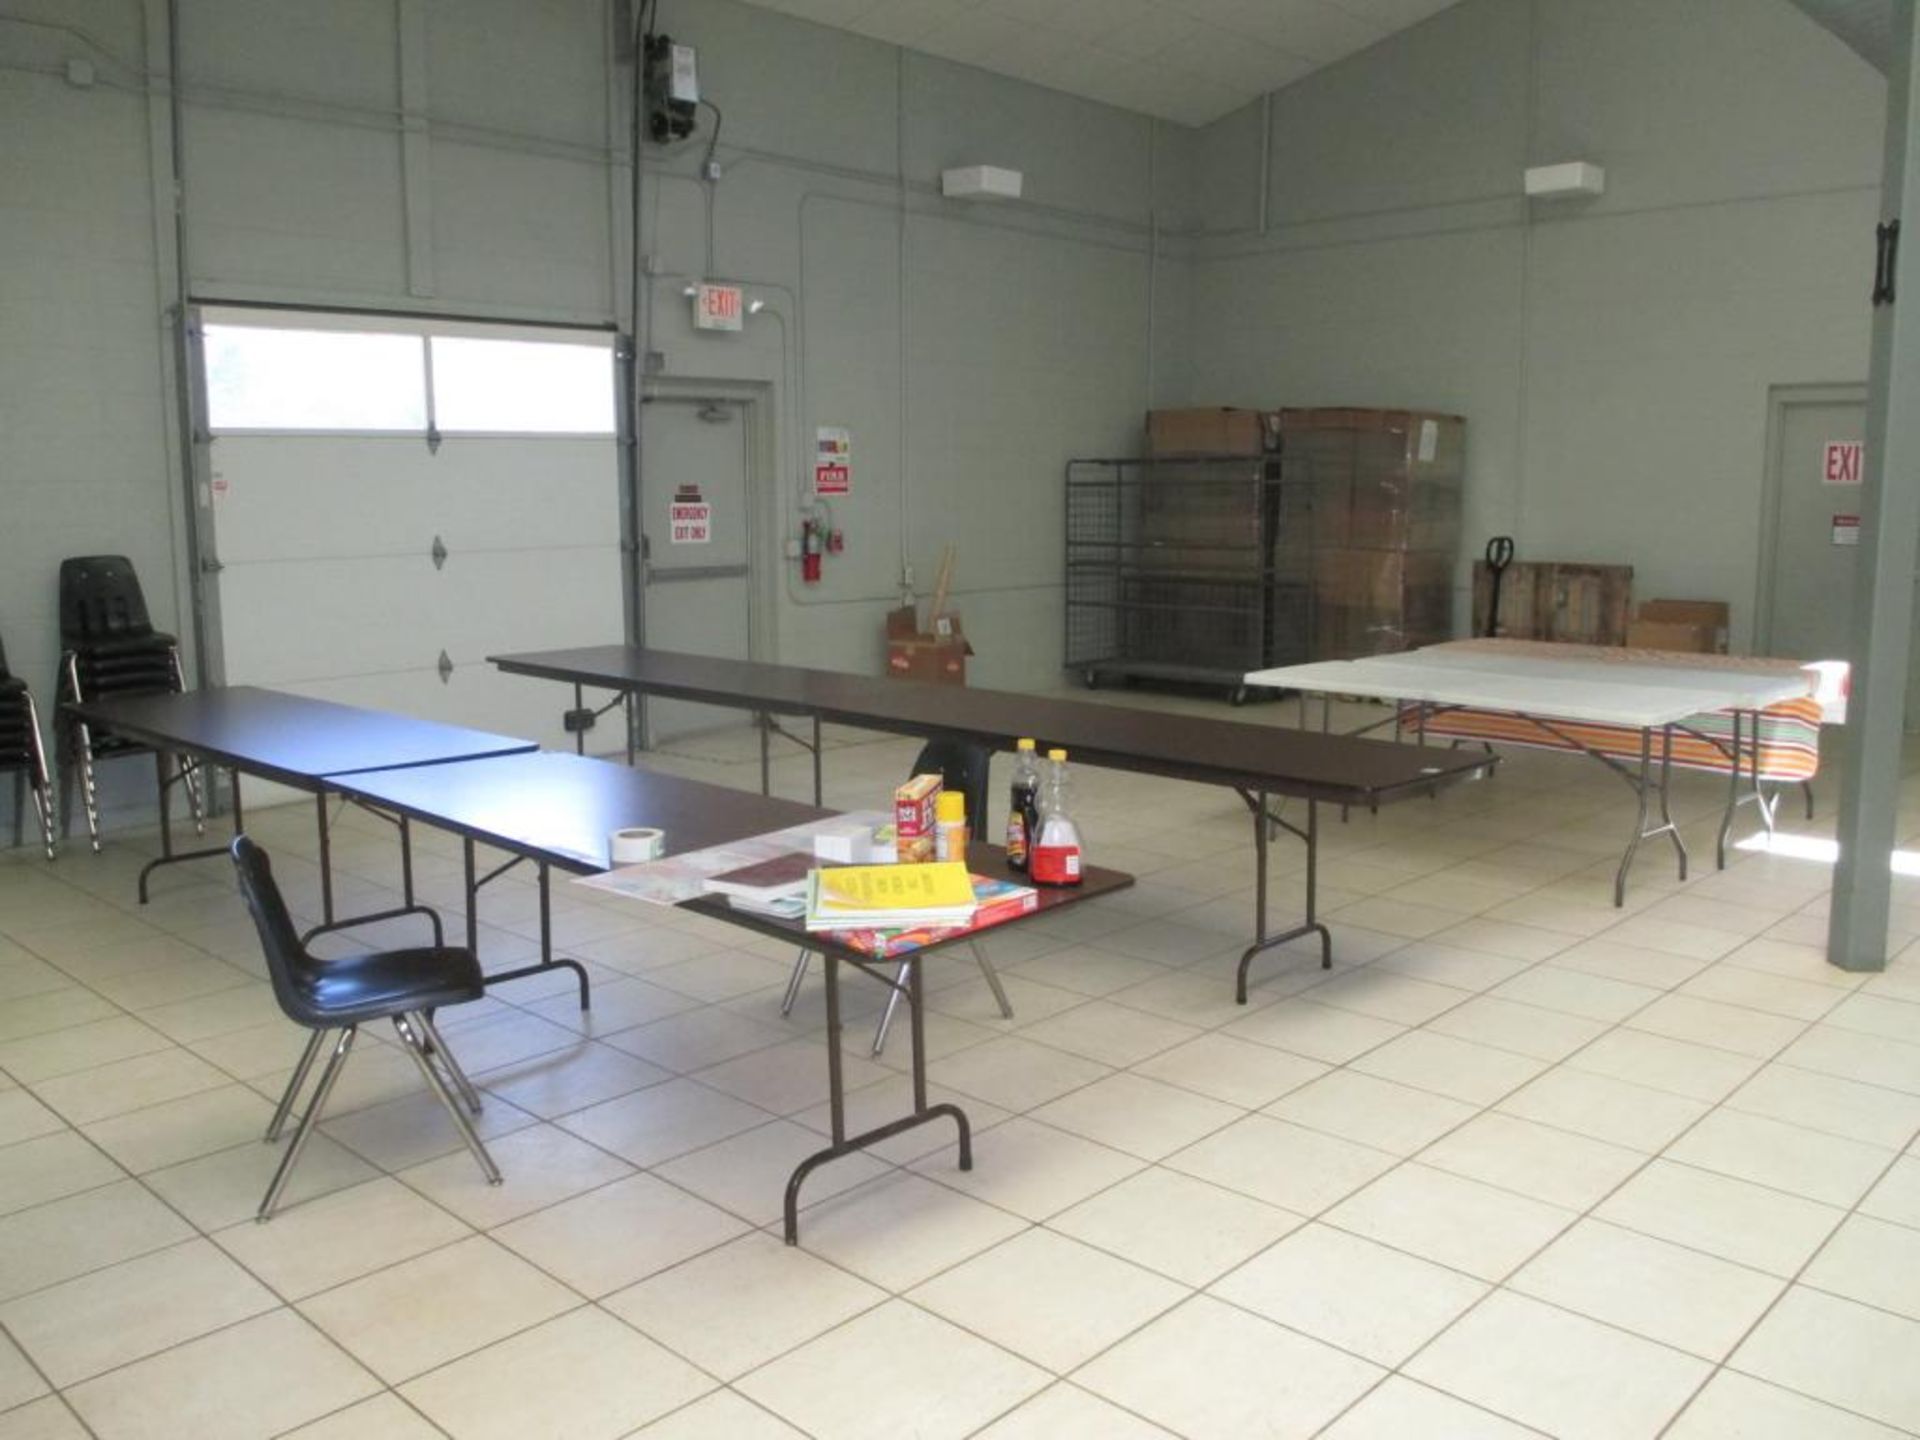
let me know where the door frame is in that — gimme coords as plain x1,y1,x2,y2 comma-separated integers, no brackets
1755,381,1868,655
637,377,778,746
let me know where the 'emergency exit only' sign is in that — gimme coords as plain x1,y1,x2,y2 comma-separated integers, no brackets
1824,440,1863,486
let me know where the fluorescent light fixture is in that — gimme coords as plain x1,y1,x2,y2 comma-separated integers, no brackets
1524,161,1605,198
942,165,1023,201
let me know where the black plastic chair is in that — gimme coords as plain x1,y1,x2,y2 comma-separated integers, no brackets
231,835,500,1220
0,636,55,860
55,555,202,852
780,738,1013,1054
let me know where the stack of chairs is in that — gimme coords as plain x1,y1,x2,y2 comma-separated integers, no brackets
55,555,201,852
0,635,55,860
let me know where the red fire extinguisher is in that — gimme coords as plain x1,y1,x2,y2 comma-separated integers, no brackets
801,517,824,584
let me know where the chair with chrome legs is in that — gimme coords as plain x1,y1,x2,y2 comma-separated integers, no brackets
0,635,56,859
780,737,1014,1055
55,555,203,852
231,834,501,1220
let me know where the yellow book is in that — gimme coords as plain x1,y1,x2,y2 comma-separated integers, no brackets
814,861,977,913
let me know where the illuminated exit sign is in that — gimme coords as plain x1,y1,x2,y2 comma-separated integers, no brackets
693,282,743,332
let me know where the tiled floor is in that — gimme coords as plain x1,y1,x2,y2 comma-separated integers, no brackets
2,700,1919,1438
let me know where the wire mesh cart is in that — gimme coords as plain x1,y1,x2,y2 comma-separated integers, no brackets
1065,455,1313,704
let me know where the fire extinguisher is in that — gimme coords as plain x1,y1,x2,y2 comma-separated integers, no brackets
801,517,824,584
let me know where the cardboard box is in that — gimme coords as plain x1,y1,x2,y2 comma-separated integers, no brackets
1473,561,1633,646
1278,408,1465,552
885,605,972,685
1314,548,1454,658
1628,599,1729,654
1146,407,1275,457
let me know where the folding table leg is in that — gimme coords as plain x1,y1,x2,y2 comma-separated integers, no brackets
1236,795,1331,1004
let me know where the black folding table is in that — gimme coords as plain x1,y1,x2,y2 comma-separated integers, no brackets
63,687,537,939
491,645,1496,999
328,747,1133,1239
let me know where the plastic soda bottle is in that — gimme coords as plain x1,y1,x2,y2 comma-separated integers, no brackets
1005,738,1040,871
1030,748,1083,886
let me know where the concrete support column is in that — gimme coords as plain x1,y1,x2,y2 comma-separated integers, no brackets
1830,0,1920,971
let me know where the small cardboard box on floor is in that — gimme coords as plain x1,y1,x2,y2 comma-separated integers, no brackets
885,606,971,683
1626,599,1729,653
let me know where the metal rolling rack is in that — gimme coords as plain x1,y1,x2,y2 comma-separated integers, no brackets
1064,454,1312,704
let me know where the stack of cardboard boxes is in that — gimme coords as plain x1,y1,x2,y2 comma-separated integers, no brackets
1141,406,1464,662
1282,408,1465,659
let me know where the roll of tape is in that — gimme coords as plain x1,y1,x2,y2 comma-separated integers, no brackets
609,826,665,865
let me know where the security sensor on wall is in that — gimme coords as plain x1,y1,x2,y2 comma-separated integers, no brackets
942,165,1023,201
1524,161,1606,198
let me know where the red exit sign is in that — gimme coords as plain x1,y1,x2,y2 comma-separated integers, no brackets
693,282,743,332
1824,440,1863,485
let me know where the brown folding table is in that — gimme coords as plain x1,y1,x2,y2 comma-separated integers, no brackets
490,645,1495,999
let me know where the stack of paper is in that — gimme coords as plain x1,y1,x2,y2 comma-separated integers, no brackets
804,861,978,932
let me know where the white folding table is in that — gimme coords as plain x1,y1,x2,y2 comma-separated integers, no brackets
1247,651,1812,904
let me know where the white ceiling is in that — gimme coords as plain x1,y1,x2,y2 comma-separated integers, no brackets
736,0,1463,127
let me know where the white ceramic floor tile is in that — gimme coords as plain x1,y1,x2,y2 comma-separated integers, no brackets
1167,1113,1396,1215
0,1332,47,1412
1049,1166,1303,1286
1349,1029,1545,1105
1666,1369,1909,1440
970,1382,1174,1439
1218,1000,1405,1064
298,1235,578,1384
1732,1285,1920,1432
735,1299,1047,1440
397,1121,632,1227
64,1309,380,1440
277,1394,446,1439
0,1396,91,1440
1015,1000,1201,1067
654,1117,890,1227
1497,1064,1711,1153
0,1132,122,1216
399,1306,713,1440
1266,1070,1476,1156
554,1077,773,1167
1131,1032,1327,1108
492,1170,748,1297
1029,1072,1241,1161
910,1227,1184,1373
0,1181,194,1304
1859,1154,1920,1227
906,1115,1142,1221
0,1238,279,1387
605,1230,883,1380
1723,1062,1920,1149
1561,1027,1760,1102
792,1171,1026,1292
1509,1217,1785,1360
1406,1289,1710,1440
1665,1109,1894,1208
1595,1159,1844,1277
1324,1163,1573,1281
1802,1213,1920,1321
1318,1375,1541,1439
1075,1294,1383,1440
213,1177,470,1300
1418,1111,1644,1209
1210,1222,1485,1366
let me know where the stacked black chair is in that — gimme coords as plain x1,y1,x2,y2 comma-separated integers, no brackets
55,555,202,852
780,737,1013,1054
0,635,56,859
232,835,501,1220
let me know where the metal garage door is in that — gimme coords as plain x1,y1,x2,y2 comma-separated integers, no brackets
193,308,622,753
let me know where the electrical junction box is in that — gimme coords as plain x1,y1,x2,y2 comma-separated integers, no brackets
941,165,1023,201
1524,161,1605,198
644,35,698,142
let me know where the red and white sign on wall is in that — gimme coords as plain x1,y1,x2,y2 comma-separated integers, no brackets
1833,514,1861,547
670,483,711,544
1823,440,1864,486
815,425,851,495
692,282,743,332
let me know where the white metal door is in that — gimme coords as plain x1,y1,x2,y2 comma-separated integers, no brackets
640,396,753,743
1759,386,1867,662
198,312,621,753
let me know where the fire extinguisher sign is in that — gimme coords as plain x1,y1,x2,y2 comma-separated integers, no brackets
669,484,711,544
815,425,851,495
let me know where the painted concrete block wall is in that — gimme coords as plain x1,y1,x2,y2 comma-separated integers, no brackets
0,2,186,824
1187,0,1886,651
